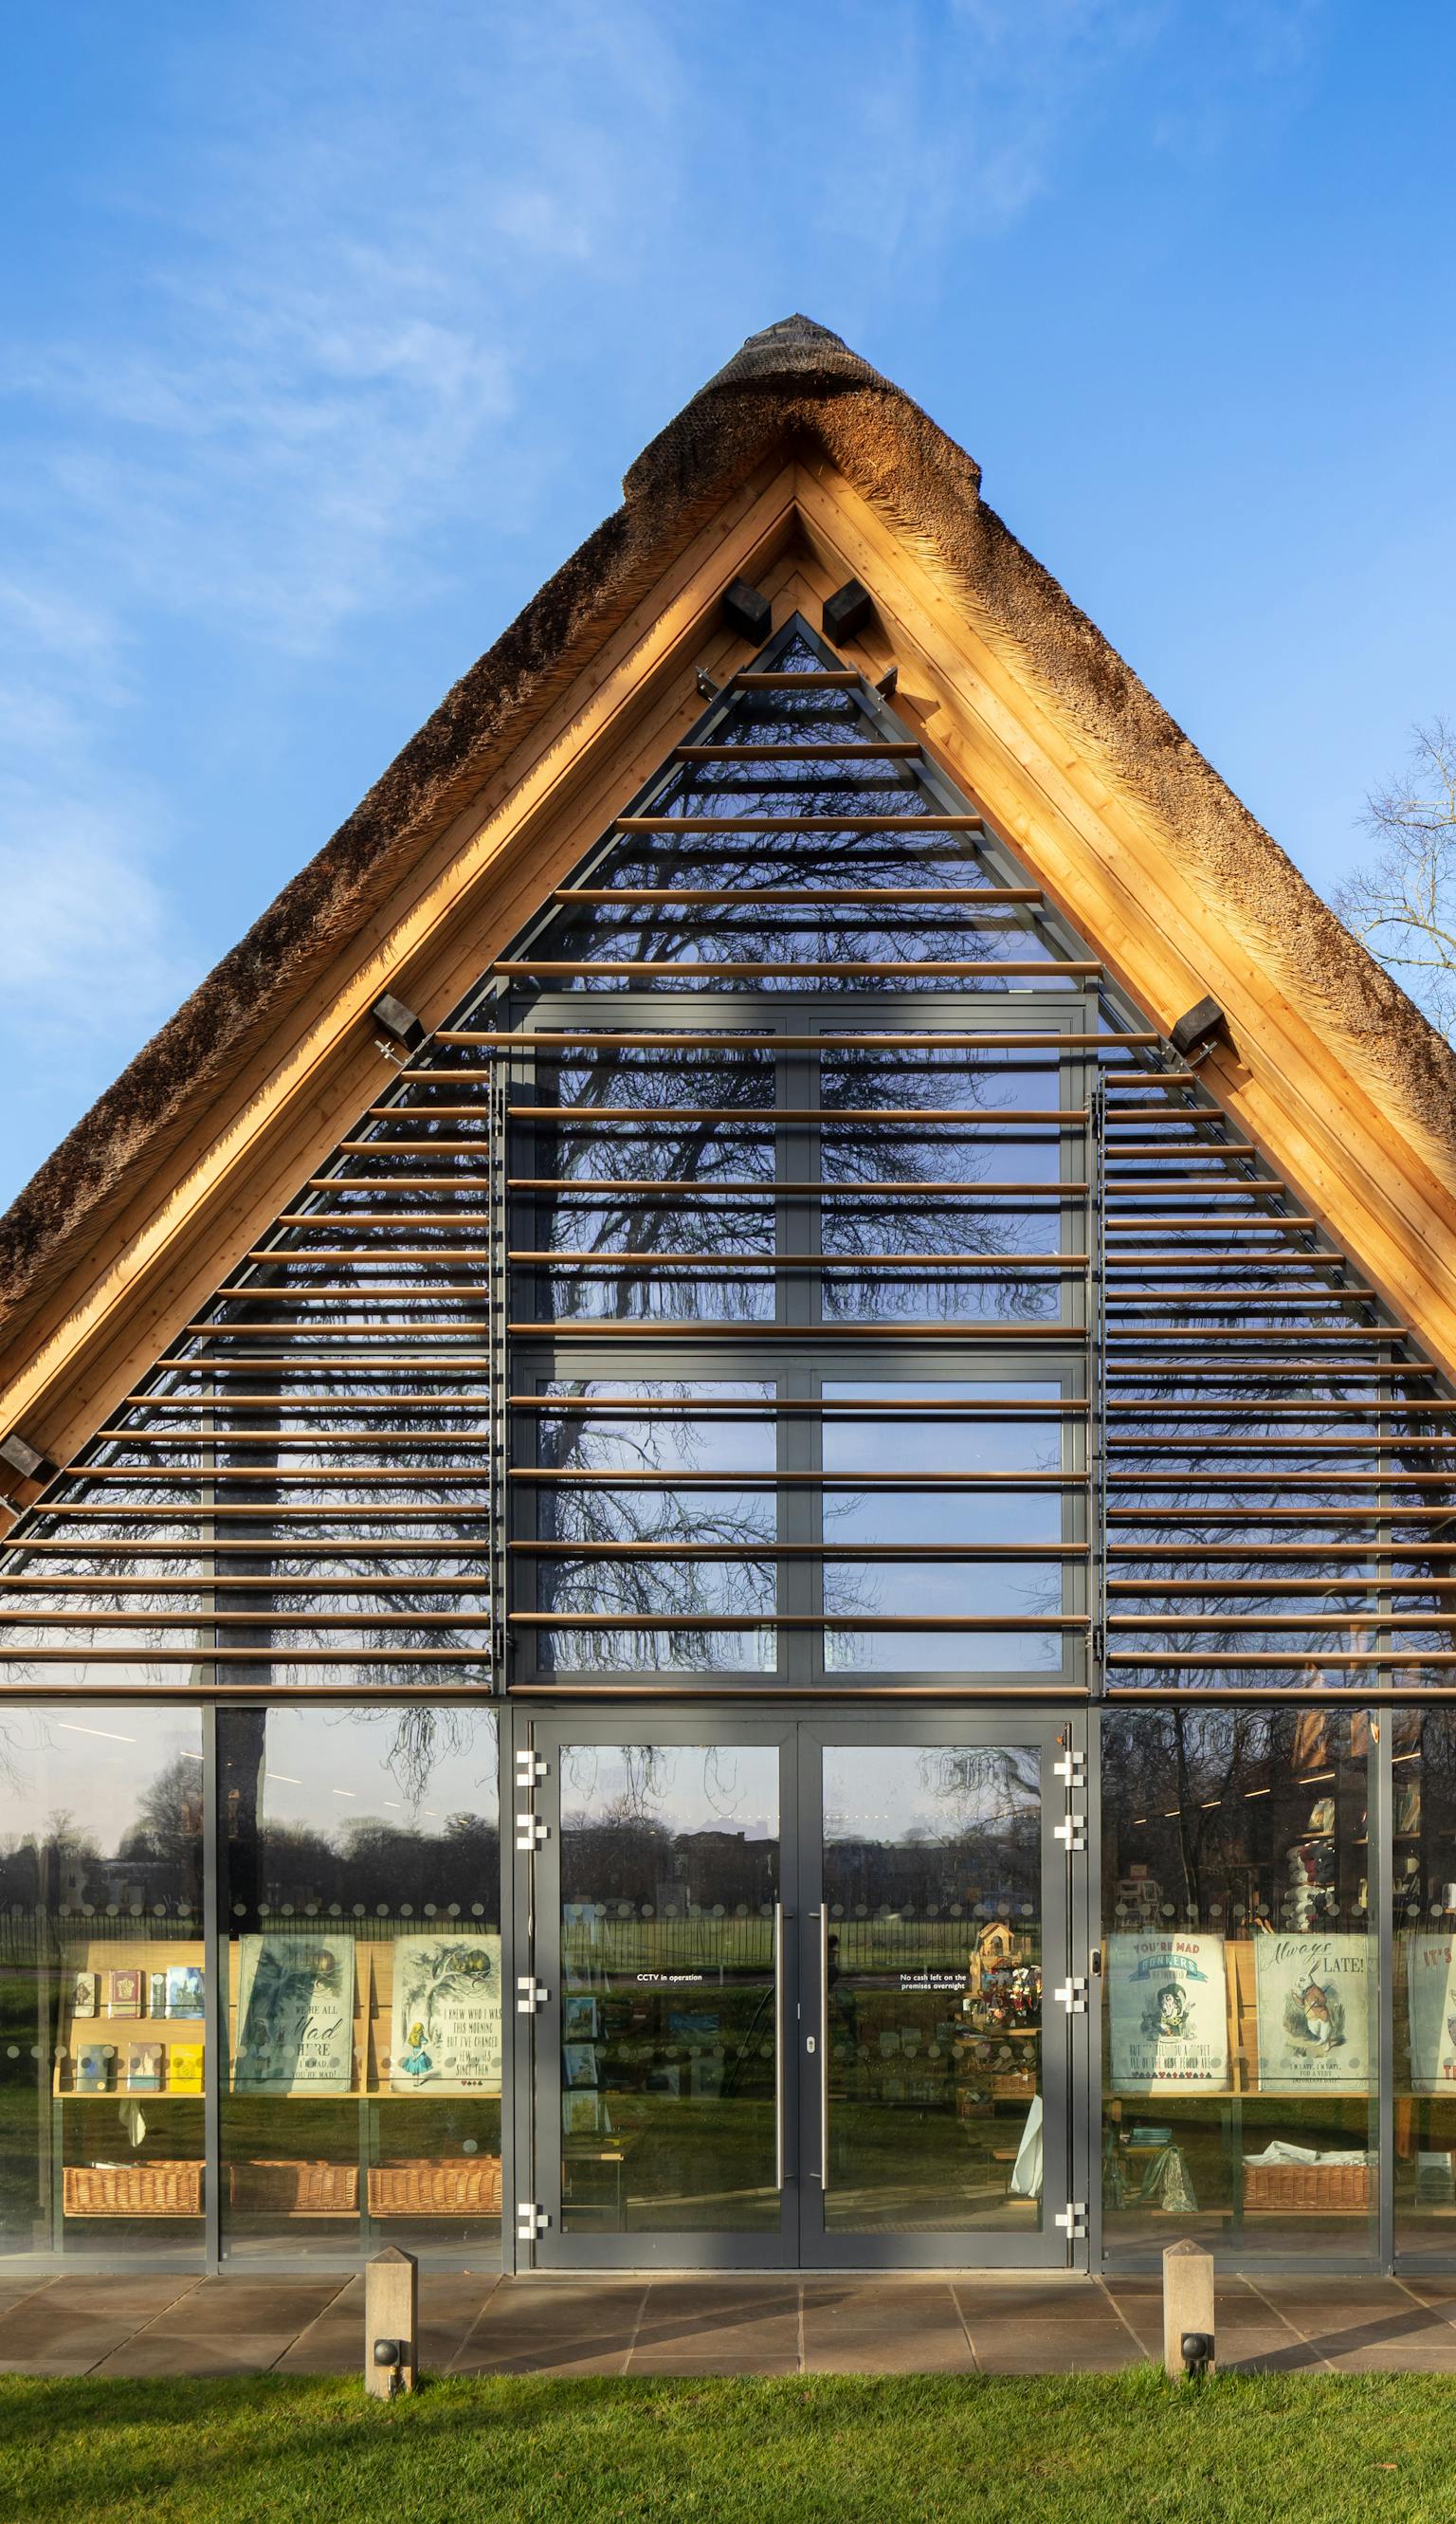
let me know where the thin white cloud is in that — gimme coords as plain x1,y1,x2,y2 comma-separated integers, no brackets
0,0,1333,1198
0,789,182,1041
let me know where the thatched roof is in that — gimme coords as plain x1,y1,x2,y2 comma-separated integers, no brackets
4,310,1454,1343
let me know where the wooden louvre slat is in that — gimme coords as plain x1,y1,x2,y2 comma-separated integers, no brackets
506,1105,1082,1123
549,886,1044,906
673,742,921,759
509,1613,1082,1631
610,814,985,832
491,959,1096,979
509,1469,1083,1487
437,1029,1152,1048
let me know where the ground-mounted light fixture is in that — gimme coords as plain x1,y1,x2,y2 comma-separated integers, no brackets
365,2244,417,2398
0,1430,57,1486
823,578,874,642
1180,2330,1213,2381
721,578,772,644
1169,996,1230,1066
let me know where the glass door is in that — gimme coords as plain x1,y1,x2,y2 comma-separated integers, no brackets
796,1718,1076,2267
529,1719,798,2267
526,1712,1080,2269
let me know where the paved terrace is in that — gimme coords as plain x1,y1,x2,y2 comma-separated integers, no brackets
5,2274,1456,2378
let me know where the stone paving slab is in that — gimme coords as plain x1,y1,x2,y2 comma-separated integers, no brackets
7,2271,1456,2378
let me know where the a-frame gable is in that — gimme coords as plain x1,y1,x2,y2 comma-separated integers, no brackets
3,617,1450,1693
5,315,1456,1502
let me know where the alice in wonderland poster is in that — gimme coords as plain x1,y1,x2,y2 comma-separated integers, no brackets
1107,1933,1228,2094
234,1933,355,2094
390,1933,501,2094
1252,1934,1372,2092
1404,1932,1456,2094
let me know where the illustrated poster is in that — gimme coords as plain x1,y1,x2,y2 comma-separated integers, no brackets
390,1932,501,2094
1252,1933,1372,2092
1107,1932,1228,2094
234,1932,355,2094
1405,1932,1456,2094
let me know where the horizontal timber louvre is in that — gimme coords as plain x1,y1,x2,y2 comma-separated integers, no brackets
0,612,1450,1697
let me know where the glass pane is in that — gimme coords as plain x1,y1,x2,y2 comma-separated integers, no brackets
1391,1710,1456,2262
1101,1708,1378,2266
821,1743,1043,2232
0,1709,205,2264
557,1744,780,2233
218,1705,500,2261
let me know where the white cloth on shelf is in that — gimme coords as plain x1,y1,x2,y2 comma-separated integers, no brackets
1009,2093,1044,2197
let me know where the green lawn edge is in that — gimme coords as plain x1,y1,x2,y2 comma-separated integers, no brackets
3,2367,1455,2524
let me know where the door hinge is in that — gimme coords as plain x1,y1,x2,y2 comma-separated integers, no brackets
1055,2202,1087,2241
1053,1750,1086,1792
517,1975,550,2014
517,2201,550,2242
515,1749,546,1788
1054,1814,1087,1855
516,1812,549,1852
1053,1977,1089,2016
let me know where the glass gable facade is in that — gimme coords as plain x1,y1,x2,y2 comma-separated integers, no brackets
1,615,1453,2272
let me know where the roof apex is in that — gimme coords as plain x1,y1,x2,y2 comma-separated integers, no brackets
620,310,961,505
699,311,871,389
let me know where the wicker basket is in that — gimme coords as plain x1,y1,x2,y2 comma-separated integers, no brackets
1243,2159,1372,2212
228,2159,359,2215
63,2160,203,2218
368,2156,502,2218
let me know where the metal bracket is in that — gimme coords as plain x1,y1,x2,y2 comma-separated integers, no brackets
1054,1814,1087,1855
1054,1977,1089,2016
515,1749,546,1788
517,2201,550,2242
1055,2202,1087,2240
516,1976,550,2015
515,1813,549,1853
1053,1751,1086,1791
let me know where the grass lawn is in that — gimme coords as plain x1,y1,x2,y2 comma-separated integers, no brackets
3,2369,1456,2524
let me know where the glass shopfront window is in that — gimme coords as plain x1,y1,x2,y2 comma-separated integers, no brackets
1101,1706,1378,2265
218,1704,500,2261
0,1707,206,2263
1390,1709,1456,2263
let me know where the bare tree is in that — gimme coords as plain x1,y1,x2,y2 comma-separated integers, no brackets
1338,719,1456,1036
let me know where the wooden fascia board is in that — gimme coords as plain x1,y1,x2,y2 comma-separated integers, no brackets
0,459,802,1462
792,452,1456,1379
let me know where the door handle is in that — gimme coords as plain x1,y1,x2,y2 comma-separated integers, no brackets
816,1906,829,2193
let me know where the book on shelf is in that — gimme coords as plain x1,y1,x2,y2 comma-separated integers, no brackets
149,1972,168,2019
75,2044,112,2094
127,2042,164,2094
165,1966,205,2021
71,1971,98,2019
168,2043,205,2094
107,1967,144,2017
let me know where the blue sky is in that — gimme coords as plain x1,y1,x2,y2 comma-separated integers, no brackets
2,1,1453,1199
